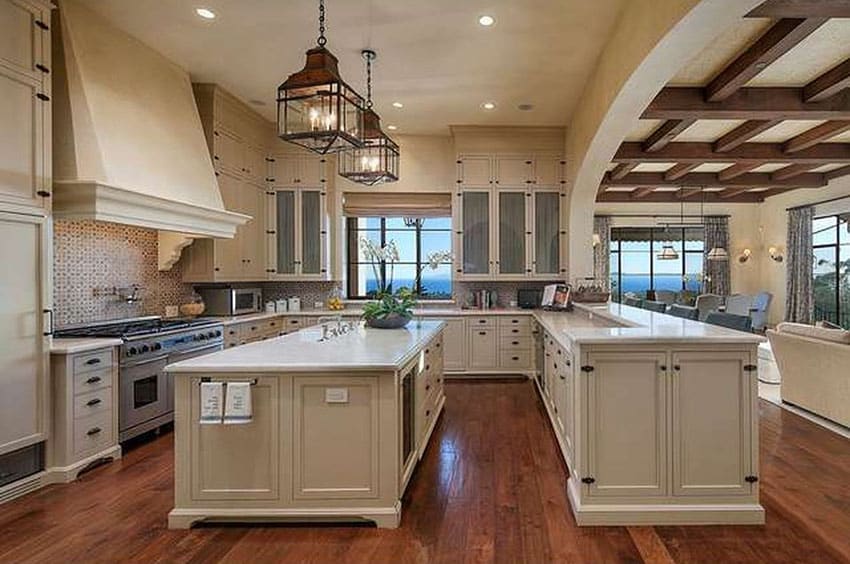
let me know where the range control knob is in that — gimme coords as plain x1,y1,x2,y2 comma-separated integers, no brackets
140,344,150,353
213,329,222,337
153,342,162,351
207,331,217,339
127,347,137,356
198,333,207,340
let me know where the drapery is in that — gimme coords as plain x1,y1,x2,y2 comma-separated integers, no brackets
703,216,730,296
785,206,814,323
592,215,611,289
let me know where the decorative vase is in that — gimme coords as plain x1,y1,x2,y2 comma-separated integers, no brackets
365,313,412,329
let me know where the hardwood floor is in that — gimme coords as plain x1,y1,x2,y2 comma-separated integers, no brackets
1,379,849,563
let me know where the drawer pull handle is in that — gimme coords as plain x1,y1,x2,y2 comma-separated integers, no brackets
436,343,441,348
85,376,102,384
426,384,430,391
86,427,102,436
425,410,431,417
512,341,519,345
85,358,102,365
478,331,487,336
673,365,681,371
479,320,486,324
512,356,519,361
559,374,565,380
86,398,102,407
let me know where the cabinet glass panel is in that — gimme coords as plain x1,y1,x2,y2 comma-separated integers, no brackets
301,190,322,274
534,192,560,275
275,190,296,274
498,192,526,274
462,191,490,275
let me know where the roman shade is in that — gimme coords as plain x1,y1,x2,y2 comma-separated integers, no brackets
342,192,451,217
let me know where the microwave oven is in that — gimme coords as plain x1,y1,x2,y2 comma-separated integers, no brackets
197,287,262,316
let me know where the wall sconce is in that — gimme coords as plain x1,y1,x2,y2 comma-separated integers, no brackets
737,248,752,263
592,233,601,248
768,246,784,263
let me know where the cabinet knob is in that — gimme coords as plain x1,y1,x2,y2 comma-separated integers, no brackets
86,427,102,436
479,331,487,336
660,365,667,371
85,358,101,366
673,365,681,371
85,376,102,384
86,398,102,407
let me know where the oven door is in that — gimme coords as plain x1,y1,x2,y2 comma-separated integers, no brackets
166,343,223,412
120,355,169,435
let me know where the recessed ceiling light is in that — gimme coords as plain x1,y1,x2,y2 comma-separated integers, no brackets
387,125,398,130
478,15,495,27
392,102,404,109
481,101,496,110
195,7,216,19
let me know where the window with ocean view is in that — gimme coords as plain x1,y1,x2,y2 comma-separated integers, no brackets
346,217,453,299
609,226,704,303
813,214,850,329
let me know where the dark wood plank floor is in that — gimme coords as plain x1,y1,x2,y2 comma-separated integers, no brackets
1,379,849,563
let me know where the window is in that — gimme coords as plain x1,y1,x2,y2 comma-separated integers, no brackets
346,217,453,299
609,227,705,302
812,214,850,328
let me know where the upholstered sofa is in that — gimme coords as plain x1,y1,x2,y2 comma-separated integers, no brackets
767,323,850,427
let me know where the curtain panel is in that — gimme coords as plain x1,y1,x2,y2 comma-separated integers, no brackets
593,215,611,289
703,216,730,296
785,206,814,323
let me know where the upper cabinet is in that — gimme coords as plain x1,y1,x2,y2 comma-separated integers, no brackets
455,154,566,280
0,0,51,213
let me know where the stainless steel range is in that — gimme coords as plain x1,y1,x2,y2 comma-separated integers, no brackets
55,316,224,441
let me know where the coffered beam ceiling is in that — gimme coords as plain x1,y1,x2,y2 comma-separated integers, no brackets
601,171,827,189
614,142,850,164
597,190,765,203
747,0,850,18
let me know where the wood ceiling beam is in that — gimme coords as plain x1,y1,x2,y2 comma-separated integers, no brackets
719,187,756,199
706,18,827,102
758,187,808,199
825,165,850,181
597,190,764,204
631,187,657,199
614,141,850,164
718,162,766,181
609,162,638,180
601,171,826,189
783,120,850,153
714,120,781,152
664,163,701,180
643,87,850,120
747,0,850,18
642,119,696,152
804,60,850,102
771,163,819,180
677,188,704,200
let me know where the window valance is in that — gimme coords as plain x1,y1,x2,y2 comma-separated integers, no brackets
342,192,451,218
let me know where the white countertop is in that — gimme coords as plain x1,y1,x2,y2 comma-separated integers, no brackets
212,307,533,325
50,337,123,354
166,320,446,373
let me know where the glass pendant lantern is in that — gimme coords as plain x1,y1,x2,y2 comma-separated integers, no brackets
657,244,679,260
277,0,365,154
338,50,400,185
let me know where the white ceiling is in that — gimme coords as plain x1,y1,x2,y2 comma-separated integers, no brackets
75,0,628,135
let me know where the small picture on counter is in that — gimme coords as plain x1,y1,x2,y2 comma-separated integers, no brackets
541,284,571,310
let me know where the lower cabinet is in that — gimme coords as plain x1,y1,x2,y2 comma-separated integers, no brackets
468,326,498,370
441,318,466,372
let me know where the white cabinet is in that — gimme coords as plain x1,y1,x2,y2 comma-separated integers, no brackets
494,155,531,188
457,189,492,277
468,326,498,370
441,318,466,372
268,185,329,279
272,154,326,187
531,190,565,277
496,190,529,276
0,212,50,456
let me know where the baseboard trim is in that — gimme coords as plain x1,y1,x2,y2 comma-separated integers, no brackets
46,446,123,484
168,502,403,530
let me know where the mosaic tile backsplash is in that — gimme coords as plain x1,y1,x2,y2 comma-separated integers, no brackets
53,220,195,327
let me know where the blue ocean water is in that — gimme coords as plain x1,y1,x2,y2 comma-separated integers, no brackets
616,274,701,294
365,277,452,297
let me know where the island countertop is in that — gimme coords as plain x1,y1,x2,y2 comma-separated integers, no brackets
165,319,445,373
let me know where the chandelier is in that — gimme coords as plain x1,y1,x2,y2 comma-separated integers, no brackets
277,0,365,154
338,50,400,185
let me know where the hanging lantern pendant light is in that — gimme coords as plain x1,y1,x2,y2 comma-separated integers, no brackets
657,192,681,260
277,0,365,154
338,49,400,185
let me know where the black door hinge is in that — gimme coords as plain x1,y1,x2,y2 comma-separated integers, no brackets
266,230,276,235
265,177,275,182
36,93,50,101
580,365,594,373
35,64,50,74
581,477,595,484
745,475,758,483
35,20,49,30
265,157,275,162
743,364,757,372
37,190,51,197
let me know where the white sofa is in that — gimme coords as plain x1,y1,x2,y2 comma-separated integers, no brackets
767,323,850,427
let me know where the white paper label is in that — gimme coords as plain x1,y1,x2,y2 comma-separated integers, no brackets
325,388,349,403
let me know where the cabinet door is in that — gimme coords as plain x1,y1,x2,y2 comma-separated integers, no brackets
468,327,498,370
300,189,325,276
240,181,266,279
298,155,325,187
584,351,667,498
557,353,574,457
243,143,267,183
0,70,47,210
214,172,244,280
533,156,564,188
458,155,492,188
273,189,297,275
442,318,466,372
0,212,48,456
494,155,531,188
671,351,755,497
533,191,562,276
497,190,528,276
460,190,491,276
213,127,244,176
190,376,280,500
272,154,300,185
0,0,45,79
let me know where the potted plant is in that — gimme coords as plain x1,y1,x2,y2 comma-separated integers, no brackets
359,236,452,329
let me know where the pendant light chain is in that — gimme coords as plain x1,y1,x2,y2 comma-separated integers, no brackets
365,53,373,109
317,0,327,47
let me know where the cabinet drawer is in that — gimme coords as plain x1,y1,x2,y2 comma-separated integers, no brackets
73,389,112,419
73,368,111,395
261,317,283,337
500,349,532,370
500,336,532,350
73,349,114,375
467,316,495,328
74,412,113,456
501,324,532,338
498,316,531,330
282,317,303,332
239,321,263,341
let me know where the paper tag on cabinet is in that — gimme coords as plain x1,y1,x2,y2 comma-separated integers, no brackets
325,388,349,404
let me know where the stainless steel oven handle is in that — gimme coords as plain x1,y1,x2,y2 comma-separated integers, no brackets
122,354,168,368
171,343,222,358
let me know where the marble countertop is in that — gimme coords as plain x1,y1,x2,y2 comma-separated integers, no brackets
166,319,446,373
211,307,533,325
51,337,123,354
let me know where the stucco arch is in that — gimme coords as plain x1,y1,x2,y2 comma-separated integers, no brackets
564,0,763,280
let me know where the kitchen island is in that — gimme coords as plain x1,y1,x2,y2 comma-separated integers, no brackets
165,320,445,529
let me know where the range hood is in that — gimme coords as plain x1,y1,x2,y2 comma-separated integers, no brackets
51,0,247,239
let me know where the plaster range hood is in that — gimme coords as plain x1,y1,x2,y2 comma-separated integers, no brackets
51,0,248,244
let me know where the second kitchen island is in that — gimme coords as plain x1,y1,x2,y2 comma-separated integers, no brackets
165,320,445,529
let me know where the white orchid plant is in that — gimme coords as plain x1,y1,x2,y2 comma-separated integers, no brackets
359,235,452,321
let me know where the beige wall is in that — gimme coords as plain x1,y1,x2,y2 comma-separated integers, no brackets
451,126,566,155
